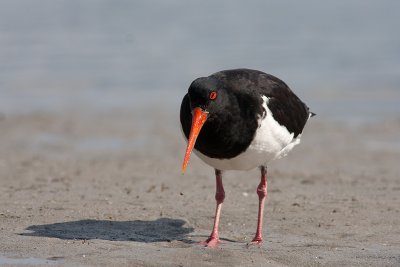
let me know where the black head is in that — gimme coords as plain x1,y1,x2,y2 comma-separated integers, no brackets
187,77,230,116
181,76,231,173
181,75,259,173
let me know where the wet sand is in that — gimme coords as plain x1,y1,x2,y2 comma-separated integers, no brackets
0,107,399,266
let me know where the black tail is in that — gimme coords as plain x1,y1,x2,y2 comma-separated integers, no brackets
306,105,316,118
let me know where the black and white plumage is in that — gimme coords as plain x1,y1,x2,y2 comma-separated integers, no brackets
180,68,313,247
181,68,311,170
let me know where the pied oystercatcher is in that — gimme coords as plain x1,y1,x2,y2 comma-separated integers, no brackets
180,68,313,247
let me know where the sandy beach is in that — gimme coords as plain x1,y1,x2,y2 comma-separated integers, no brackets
0,106,399,266
1,0,400,266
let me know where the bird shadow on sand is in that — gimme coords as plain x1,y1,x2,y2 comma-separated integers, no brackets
20,218,194,243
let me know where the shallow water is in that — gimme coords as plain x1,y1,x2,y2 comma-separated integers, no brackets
0,0,399,122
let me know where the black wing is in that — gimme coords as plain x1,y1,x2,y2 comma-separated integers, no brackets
211,68,311,137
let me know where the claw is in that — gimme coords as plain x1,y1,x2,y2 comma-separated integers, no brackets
200,237,221,248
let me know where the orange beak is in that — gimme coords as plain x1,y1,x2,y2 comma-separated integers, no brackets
182,107,208,174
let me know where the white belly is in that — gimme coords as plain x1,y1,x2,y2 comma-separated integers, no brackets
194,96,302,171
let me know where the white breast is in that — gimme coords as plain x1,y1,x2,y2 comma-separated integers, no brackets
194,96,302,171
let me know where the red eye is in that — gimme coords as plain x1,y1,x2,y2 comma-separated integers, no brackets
209,91,217,100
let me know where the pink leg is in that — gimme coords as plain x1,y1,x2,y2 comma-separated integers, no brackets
251,166,268,244
200,169,225,247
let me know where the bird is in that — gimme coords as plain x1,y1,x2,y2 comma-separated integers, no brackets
180,68,314,247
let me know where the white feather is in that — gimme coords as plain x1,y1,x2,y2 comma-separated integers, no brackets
194,96,302,170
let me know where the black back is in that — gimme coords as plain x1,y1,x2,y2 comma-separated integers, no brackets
180,68,311,159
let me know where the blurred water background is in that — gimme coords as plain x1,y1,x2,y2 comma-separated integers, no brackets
0,0,399,123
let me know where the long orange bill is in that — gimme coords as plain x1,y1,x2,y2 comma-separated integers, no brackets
182,107,208,174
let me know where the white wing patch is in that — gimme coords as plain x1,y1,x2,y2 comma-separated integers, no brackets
194,96,302,170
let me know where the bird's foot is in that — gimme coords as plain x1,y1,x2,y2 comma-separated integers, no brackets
200,236,221,248
247,237,263,247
